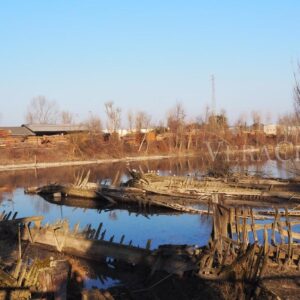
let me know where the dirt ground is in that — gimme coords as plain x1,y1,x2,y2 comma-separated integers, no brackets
261,266,300,300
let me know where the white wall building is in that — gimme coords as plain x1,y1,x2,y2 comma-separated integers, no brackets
263,124,277,136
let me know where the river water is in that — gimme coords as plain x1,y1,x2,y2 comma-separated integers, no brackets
0,158,296,288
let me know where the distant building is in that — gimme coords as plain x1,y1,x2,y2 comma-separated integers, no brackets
263,124,277,136
22,124,88,136
277,125,300,136
0,126,35,137
102,128,153,137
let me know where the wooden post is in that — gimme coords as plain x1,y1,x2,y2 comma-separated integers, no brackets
263,225,269,255
95,223,103,239
286,222,293,265
12,212,18,220
242,212,248,249
250,209,258,242
89,229,96,239
112,170,120,186
18,224,22,260
17,264,27,287
100,230,106,240
228,208,234,239
120,235,125,244
5,211,12,220
271,209,278,246
235,208,240,243
146,239,152,250
277,219,285,244
73,223,80,235
12,259,22,279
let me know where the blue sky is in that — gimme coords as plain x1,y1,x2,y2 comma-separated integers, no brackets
0,1,299,125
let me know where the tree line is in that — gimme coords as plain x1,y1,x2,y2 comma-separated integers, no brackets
22,64,300,152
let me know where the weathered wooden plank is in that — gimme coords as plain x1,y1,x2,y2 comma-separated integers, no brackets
21,227,154,266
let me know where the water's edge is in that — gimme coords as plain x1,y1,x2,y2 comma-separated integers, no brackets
0,153,196,172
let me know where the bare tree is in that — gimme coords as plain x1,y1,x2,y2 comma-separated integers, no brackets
233,113,248,146
60,110,74,124
251,111,262,129
235,113,248,130
26,96,59,124
187,119,197,150
84,113,102,134
127,110,134,132
135,111,152,152
135,111,151,133
69,113,102,158
294,62,300,121
278,113,298,127
251,110,265,146
167,102,186,150
105,101,121,133
278,113,299,142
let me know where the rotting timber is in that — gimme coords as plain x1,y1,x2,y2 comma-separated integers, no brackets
123,170,300,206
0,213,70,299
19,169,300,298
25,169,100,199
26,169,300,216
2,204,300,299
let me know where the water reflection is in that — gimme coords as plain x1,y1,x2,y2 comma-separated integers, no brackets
0,188,212,249
0,157,298,291
0,158,296,190
0,158,296,249
244,160,296,179
84,277,120,290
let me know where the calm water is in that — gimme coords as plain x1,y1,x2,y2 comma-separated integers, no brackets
0,188,212,249
0,158,297,288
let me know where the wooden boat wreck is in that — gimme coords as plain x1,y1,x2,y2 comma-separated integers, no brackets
124,169,300,203
25,170,100,199
25,168,300,218
2,203,300,299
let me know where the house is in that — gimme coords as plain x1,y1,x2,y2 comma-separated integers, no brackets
263,124,277,136
0,126,36,148
22,124,88,136
277,125,300,136
0,126,35,137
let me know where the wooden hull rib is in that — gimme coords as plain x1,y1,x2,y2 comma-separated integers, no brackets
21,226,154,266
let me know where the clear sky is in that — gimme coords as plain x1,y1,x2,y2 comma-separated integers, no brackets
0,1,299,126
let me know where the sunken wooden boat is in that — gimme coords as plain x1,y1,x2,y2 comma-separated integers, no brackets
25,168,300,216
2,204,300,299
25,170,101,199
124,169,300,202
25,182,100,199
